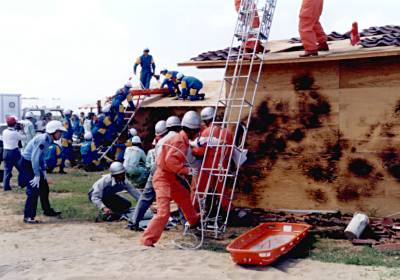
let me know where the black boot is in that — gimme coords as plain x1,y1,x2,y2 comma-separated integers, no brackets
43,209,62,217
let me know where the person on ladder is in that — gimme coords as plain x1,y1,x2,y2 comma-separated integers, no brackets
80,132,105,172
141,111,201,247
299,0,329,57
110,82,135,129
133,48,156,89
191,107,234,213
59,109,76,174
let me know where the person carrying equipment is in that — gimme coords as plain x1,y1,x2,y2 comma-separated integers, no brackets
134,48,156,89
59,109,76,174
123,136,148,187
160,68,180,97
128,120,168,231
177,73,205,101
45,142,62,173
80,132,104,172
141,111,201,247
191,107,233,212
88,162,141,221
2,116,25,191
19,120,65,223
299,0,328,57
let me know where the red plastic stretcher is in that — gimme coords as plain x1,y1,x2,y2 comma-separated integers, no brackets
227,222,311,266
129,88,169,96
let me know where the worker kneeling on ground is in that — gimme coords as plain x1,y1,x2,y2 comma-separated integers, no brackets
141,111,201,247
60,109,76,174
128,120,168,231
123,136,149,188
19,120,65,223
160,68,180,97
191,107,234,212
88,162,141,222
176,73,205,101
80,132,105,172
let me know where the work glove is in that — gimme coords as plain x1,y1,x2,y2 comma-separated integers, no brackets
30,176,40,188
42,171,47,181
188,168,199,177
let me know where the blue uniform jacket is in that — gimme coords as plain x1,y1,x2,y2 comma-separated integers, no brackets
180,76,203,96
45,143,61,169
161,71,179,88
134,55,155,73
80,140,99,165
22,133,53,176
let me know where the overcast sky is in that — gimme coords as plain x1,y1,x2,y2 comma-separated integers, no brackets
0,0,398,111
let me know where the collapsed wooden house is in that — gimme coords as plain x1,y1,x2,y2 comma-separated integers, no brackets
136,38,400,216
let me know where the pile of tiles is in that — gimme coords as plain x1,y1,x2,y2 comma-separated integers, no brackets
230,208,400,251
288,25,400,48
190,47,256,62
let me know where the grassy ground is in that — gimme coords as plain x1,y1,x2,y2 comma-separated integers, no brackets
7,168,400,269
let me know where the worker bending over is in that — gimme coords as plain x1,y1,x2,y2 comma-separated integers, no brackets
299,0,328,57
177,73,205,101
2,116,24,191
20,121,65,223
80,132,104,172
123,136,149,187
45,142,62,173
134,48,156,89
141,111,201,247
191,107,234,212
110,82,135,128
88,162,141,221
128,120,168,231
60,109,76,174
160,68,180,97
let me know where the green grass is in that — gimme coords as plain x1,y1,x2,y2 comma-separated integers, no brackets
12,169,138,221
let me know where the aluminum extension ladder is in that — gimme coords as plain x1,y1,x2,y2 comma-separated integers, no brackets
193,0,277,238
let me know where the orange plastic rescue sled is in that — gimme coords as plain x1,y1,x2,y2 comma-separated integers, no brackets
227,222,311,266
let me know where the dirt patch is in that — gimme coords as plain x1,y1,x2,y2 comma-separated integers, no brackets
306,189,328,203
348,158,374,178
292,74,315,91
336,184,361,202
379,148,400,181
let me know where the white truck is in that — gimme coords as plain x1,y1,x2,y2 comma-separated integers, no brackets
0,93,21,122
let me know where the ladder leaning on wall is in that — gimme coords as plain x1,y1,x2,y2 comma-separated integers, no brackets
193,0,277,238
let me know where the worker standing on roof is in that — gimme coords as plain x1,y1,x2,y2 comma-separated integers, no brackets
177,73,205,101
160,69,180,97
191,107,233,212
2,116,24,191
110,82,135,129
88,162,141,222
299,0,328,57
59,109,76,174
134,48,156,89
80,132,104,172
19,120,65,223
45,142,62,173
141,111,201,247
128,120,169,231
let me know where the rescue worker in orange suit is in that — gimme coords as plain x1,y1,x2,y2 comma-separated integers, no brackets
299,0,329,57
234,0,263,53
191,107,234,212
141,111,201,247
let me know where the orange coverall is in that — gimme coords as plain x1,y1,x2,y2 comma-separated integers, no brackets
234,0,262,52
141,130,199,246
299,0,327,51
192,124,233,211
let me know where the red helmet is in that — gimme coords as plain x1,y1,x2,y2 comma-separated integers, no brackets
6,116,17,126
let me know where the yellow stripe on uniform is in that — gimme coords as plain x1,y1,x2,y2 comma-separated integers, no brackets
181,80,187,89
103,117,112,126
91,143,97,152
189,88,197,96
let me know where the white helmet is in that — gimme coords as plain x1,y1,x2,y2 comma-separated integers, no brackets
125,81,132,88
102,104,111,113
155,120,167,136
182,111,201,129
201,107,215,121
129,128,138,137
132,136,142,144
176,72,184,80
84,132,93,140
46,120,67,134
110,162,125,175
64,109,73,116
143,47,150,52
166,116,181,128
25,111,34,119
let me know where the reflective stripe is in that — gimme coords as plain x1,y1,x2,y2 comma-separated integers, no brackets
189,88,197,96
98,128,106,134
91,143,97,152
103,117,112,126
